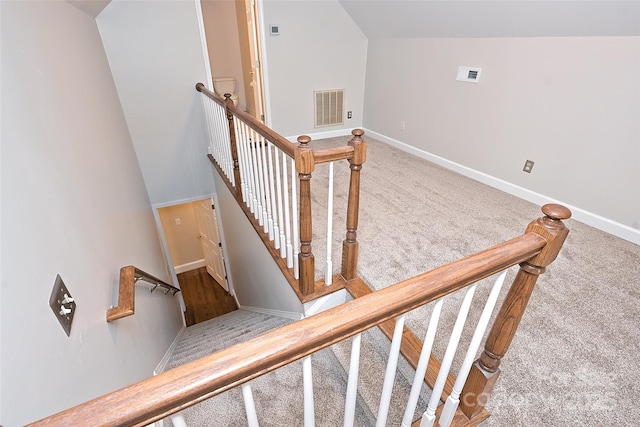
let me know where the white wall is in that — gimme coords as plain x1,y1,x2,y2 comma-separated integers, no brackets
212,171,304,315
0,1,184,424
158,202,204,268
262,0,368,137
363,37,640,233
97,0,214,206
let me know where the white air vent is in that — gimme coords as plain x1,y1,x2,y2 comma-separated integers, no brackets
456,66,482,83
314,89,344,127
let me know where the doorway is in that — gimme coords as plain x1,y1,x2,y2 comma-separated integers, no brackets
199,0,267,122
157,198,236,325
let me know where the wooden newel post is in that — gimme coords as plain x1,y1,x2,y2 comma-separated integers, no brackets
295,135,315,296
460,203,571,419
224,94,242,200
341,129,367,281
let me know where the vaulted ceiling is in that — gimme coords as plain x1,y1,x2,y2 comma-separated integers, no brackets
67,0,110,17
338,0,640,38
67,0,640,38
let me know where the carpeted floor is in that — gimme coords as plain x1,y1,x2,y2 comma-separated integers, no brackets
307,134,640,426
168,133,640,426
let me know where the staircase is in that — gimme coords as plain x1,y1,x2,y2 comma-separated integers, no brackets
163,310,429,426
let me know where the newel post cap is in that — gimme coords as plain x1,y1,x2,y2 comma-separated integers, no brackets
542,203,572,221
525,203,572,268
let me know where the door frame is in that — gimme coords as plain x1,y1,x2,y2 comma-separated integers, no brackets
152,194,237,314
195,0,272,126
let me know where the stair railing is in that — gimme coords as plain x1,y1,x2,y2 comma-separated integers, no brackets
106,266,180,322
196,83,366,301
31,204,571,427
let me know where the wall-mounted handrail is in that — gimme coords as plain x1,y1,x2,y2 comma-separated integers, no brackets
106,266,180,322
29,204,571,426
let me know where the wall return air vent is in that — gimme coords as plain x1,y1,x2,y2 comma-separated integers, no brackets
456,66,482,83
314,89,344,127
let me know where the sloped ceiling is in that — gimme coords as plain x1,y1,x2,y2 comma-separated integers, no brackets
338,0,640,38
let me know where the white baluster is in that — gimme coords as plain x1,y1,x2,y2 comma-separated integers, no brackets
401,298,444,427
223,108,233,184
249,128,262,222
213,103,222,172
260,137,273,237
274,146,286,257
344,332,362,427
267,142,279,245
241,383,260,427
303,355,315,427
325,162,334,285
254,131,267,228
291,157,300,279
420,284,478,427
439,271,508,427
282,153,294,268
213,101,223,170
234,116,248,203
206,98,217,158
243,122,258,214
376,314,406,427
170,413,188,427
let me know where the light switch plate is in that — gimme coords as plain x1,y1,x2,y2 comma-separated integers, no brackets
49,274,76,336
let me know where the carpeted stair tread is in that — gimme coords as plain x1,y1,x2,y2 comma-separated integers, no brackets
164,309,376,426
330,326,431,425
167,310,293,370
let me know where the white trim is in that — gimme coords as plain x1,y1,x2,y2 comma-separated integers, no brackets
303,289,347,317
256,0,272,128
152,194,218,322
152,194,215,210
174,259,206,274
285,128,353,143
194,0,213,89
238,305,303,320
364,128,640,245
153,326,186,375
210,192,237,298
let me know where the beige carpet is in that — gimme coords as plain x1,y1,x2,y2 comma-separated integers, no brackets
307,134,640,426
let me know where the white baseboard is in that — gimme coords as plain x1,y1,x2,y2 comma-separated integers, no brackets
364,129,640,245
174,259,206,274
238,305,304,320
154,326,186,375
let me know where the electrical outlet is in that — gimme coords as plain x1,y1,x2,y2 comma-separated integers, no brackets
347,111,352,119
400,121,405,131
49,274,76,336
523,160,535,173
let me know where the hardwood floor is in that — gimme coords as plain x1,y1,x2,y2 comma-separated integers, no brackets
177,267,237,326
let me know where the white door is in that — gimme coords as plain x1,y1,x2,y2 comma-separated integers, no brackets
195,198,228,291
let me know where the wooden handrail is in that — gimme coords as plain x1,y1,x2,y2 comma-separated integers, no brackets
106,266,180,322
311,145,355,164
196,82,297,158
198,82,366,298
31,204,570,426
